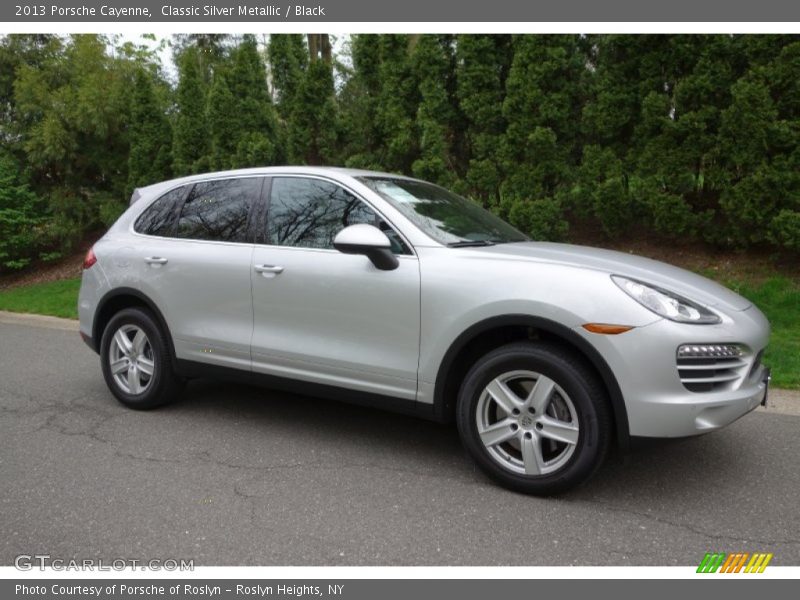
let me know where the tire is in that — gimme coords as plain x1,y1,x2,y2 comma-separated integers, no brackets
100,307,183,410
456,341,611,495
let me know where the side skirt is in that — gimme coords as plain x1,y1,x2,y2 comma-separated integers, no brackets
174,359,442,422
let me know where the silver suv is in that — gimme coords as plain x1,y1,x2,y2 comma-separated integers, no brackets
78,167,771,494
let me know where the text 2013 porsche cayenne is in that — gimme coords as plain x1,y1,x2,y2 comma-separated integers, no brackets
78,167,771,494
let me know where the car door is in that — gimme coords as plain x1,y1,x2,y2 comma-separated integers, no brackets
131,177,262,370
250,175,421,401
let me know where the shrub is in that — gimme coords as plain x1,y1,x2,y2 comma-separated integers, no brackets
771,209,800,251
502,195,569,242
0,152,45,271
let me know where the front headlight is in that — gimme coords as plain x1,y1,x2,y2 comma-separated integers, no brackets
612,276,721,324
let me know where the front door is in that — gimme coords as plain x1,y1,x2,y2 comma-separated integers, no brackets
250,176,420,400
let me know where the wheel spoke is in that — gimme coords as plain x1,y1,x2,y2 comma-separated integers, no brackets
110,357,129,375
114,330,133,355
137,357,154,377
127,366,140,394
520,434,545,475
526,375,556,414
132,329,147,355
478,418,518,448
475,368,580,478
536,415,579,445
485,377,523,414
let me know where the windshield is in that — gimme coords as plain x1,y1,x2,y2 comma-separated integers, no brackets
358,177,528,245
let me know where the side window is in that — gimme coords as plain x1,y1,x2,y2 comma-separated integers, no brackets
134,186,186,237
267,177,410,253
176,177,261,243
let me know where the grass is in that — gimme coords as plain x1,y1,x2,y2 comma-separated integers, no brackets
0,277,80,319
725,276,800,389
0,272,797,389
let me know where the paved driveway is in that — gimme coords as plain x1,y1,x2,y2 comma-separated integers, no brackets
1,315,798,565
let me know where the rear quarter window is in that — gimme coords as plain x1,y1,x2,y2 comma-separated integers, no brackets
175,177,261,243
133,186,186,237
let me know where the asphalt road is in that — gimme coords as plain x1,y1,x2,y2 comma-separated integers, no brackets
1,316,799,566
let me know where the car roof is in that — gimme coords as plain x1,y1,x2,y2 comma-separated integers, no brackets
130,166,415,204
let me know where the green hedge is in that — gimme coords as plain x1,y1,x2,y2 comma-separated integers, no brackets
1,34,799,272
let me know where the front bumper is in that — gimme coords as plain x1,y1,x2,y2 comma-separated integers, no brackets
577,304,771,438
630,367,768,437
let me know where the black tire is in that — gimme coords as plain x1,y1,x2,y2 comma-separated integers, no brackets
456,341,611,495
100,307,183,410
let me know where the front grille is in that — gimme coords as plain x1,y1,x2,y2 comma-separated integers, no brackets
676,344,750,393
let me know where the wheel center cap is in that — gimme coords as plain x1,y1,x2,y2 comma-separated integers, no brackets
520,415,534,428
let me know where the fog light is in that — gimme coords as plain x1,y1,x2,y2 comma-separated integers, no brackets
677,344,744,358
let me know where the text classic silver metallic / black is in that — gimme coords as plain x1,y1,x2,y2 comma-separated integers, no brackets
78,167,771,494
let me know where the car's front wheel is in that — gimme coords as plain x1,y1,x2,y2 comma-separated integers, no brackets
100,307,182,410
456,342,611,495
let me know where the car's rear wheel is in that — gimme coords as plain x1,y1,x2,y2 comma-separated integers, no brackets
456,342,611,495
100,307,182,410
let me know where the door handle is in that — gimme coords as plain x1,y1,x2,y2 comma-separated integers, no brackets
144,256,168,265
254,264,284,274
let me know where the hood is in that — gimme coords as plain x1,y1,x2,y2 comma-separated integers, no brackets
472,242,752,311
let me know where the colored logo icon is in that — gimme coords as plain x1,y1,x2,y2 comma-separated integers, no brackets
697,552,773,573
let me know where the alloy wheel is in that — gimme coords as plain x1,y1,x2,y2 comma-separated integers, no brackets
108,324,155,395
475,369,579,476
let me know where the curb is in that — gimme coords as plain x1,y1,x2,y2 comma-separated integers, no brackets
760,388,800,416
0,310,78,332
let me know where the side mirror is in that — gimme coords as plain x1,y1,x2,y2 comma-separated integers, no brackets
333,224,399,271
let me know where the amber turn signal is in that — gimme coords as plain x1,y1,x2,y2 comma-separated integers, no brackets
582,323,634,335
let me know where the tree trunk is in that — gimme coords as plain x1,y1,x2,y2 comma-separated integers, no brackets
307,34,318,62
320,34,332,64
307,34,331,63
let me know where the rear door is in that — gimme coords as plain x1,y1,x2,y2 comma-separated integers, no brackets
131,177,263,370
250,175,421,400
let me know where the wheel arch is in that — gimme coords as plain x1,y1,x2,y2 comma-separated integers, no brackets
92,287,178,370
432,314,630,450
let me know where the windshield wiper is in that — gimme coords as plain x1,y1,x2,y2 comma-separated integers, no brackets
446,240,497,247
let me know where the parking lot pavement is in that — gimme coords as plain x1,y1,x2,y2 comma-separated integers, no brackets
1,318,799,565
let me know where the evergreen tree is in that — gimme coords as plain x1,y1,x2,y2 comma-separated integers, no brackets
127,68,172,194
268,34,308,119
173,47,209,175
456,35,512,205
762,40,800,251
718,64,800,249
207,71,238,170
4,32,800,266
411,35,461,187
502,35,584,200
375,35,419,172
717,75,780,244
500,35,584,239
632,36,743,238
339,34,383,168
579,36,698,236
581,35,661,155
172,34,229,84
227,34,279,167
287,35,337,165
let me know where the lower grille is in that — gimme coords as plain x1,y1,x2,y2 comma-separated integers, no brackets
676,344,750,393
